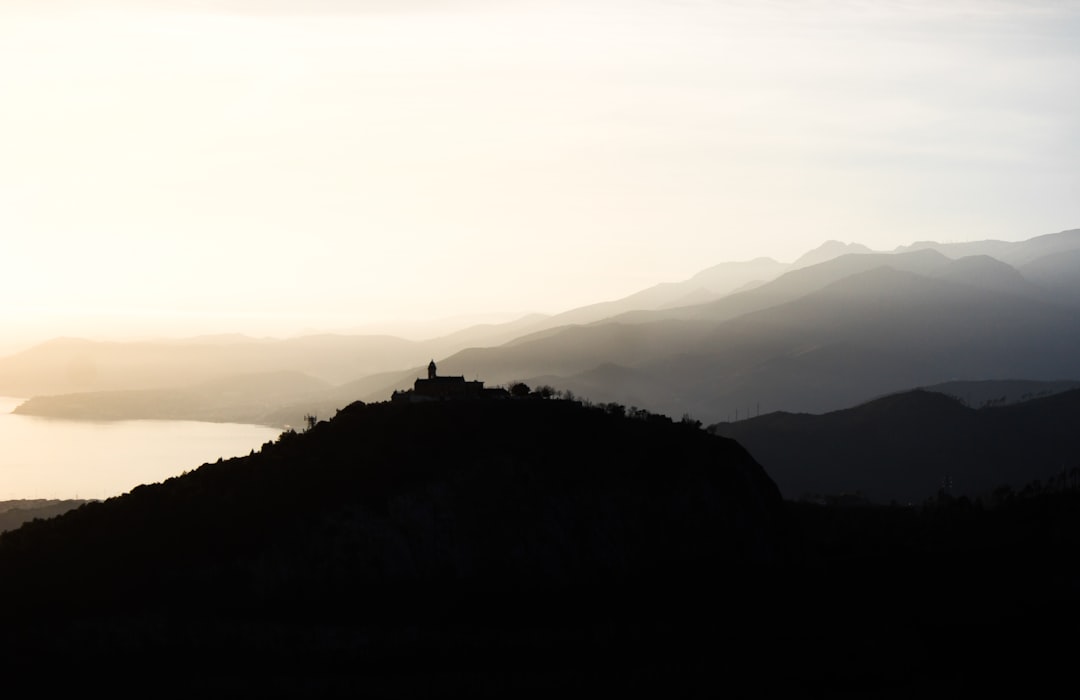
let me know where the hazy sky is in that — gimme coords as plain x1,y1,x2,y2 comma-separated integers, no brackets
2,0,1078,350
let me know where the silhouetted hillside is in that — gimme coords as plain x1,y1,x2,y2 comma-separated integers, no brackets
0,397,788,691
710,388,1080,504
1,396,1078,694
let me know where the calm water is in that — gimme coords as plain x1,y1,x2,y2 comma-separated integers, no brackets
0,396,283,500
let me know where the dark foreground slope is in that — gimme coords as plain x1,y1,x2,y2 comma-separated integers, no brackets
1,398,1078,696
0,398,786,693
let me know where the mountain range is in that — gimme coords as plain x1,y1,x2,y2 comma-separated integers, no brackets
5,227,1080,504
6,228,1079,427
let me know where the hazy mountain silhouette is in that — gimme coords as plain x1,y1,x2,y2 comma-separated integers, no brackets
405,243,876,342
431,251,950,378
8,228,1080,432
791,239,875,267
928,254,1051,300
419,312,552,352
523,257,791,331
679,256,790,294
424,262,1080,423
922,378,1080,407
1019,248,1080,308
608,248,952,325
0,321,559,400
894,227,1080,267
710,387,1080,504
12,370,334,427
0,327,546,425
0,499,88,534
0,334,427,397
370,244,1080,424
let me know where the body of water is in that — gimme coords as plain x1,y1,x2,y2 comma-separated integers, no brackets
0,396,283,500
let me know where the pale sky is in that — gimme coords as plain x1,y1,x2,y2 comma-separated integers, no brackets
1,0,1078,351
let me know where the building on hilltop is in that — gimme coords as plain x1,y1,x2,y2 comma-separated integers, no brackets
414,359,484,400
391,360,509,402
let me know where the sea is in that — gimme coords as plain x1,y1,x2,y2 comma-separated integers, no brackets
0,396,283,501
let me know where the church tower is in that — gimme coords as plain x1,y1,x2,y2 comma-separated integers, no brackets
428,360,437,380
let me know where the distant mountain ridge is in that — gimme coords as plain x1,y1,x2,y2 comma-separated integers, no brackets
792,240,874,267
895,227,1080,267
12,370,340,427
428,260,1080,422
922,378,1080,407
5,227,1080,427
0,500,88,535
710,386,1080,504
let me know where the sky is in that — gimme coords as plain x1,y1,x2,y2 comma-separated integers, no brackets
1,0,1078,352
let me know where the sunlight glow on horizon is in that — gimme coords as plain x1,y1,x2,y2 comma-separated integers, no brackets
2,0,1077,352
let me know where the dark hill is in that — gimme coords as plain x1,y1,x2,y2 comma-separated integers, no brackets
0,397,787,692
2,396,1080,694
710,387,1080,504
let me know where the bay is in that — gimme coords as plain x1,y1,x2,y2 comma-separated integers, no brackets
0,396,282,500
